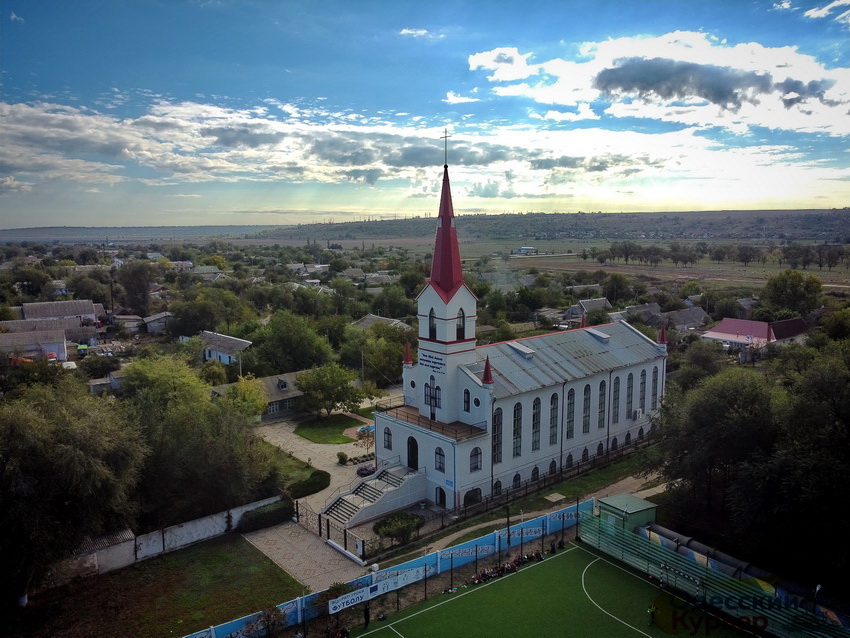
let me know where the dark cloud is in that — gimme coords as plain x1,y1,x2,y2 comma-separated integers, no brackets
531,153,658,175
343,168,384,185
309,135,379,166
132,116,186,132
529,156,584,170
200,126,286,148
595,57,773,110
595,57,840,111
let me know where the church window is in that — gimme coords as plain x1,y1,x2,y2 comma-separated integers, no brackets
492,408,503,464
611,437,618,451
456,309,465,340
532,398,541,451
640,370,647,411
531,466,539,481
596,442,604,457
425,375,441,408
566,389,575,439
566,453,573,468
493,480,502,496
474,398,480,408
512,402,522,457
435,447,445,472
410,380,416,389
549,459,557,475
626,373,634,417
463,389,470,412
428,308,437,340
612,377,620,424
549,393,558,445
625,432,632,446
598,380,606,429
470,447,482,472
582,385,591,434
651,366,659,409
582,448,589,462
512,473,521,489
383,427,392,451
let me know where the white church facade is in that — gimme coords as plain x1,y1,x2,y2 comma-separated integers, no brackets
323,165,667,525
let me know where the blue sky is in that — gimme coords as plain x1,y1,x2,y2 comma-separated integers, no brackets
1,0,849,229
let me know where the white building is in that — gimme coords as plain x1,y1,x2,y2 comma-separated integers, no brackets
323,165,667,526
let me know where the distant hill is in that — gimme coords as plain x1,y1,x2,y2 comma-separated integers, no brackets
3,209,849,244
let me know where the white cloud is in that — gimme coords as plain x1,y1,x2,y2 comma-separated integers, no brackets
469,47,537,82
399,28,443,39
443,91,480,104
804,0,850,19
10,11,23,23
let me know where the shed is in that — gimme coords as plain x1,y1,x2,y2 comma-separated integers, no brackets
597,494,657,531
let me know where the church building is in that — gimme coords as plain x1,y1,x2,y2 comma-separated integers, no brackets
323,165,667,526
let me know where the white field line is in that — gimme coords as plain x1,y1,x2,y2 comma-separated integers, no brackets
358,545,580,637
581,557,653,637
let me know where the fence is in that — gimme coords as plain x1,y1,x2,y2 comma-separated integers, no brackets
579,514,848,638
296,501,370,563
182,498,595,638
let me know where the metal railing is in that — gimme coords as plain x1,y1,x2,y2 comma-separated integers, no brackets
322,455,400,509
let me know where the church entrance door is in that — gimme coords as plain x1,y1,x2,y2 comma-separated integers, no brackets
436,487,446,508
407,437,419,470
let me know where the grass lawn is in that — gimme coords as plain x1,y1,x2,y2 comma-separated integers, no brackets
294,413,360,444
9,534,305,638
258,438,315,488
351,541,749,638
354,405,377,420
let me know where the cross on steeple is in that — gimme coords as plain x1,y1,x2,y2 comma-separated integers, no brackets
440,128,451,166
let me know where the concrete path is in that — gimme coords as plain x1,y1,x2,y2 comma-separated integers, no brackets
244,522,369,593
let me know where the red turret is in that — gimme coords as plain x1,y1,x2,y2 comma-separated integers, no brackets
658,323,667,345
429,165,464,301
403,342,412,365
482,355,494,385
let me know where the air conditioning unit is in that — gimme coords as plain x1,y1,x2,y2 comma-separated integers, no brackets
634,409,643,420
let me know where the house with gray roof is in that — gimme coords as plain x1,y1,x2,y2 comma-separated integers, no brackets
212,372,305,420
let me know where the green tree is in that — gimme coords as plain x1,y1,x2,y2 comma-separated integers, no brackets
219,375,268,419
248,310,333,375
762,269,821,316
0,378,146,607
602,273,631,304
117,260,158,316
78,354,121,379
296,363,364,418
199,359,228,385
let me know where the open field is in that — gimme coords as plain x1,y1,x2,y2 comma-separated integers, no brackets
351,541,750,638
8,535,305,638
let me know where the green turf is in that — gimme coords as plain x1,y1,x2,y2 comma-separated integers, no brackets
294,414,359,443
350,542,750,638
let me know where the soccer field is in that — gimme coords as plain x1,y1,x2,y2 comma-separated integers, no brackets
351,542,751,638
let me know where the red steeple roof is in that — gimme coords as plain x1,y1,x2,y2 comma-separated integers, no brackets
403,342,412,365
429,165,464,301
482,355,494,385
658,323,667,345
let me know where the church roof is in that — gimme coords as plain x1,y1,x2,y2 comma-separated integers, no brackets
428,165,464,302
465,321,664,400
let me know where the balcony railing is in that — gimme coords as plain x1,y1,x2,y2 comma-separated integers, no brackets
376,399,487,441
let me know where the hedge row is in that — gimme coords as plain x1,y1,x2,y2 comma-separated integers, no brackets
287,469,331,499
236,500,295,533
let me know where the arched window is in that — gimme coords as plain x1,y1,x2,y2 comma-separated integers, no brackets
532,398,541,451
640,370,647,411
612,377,620,424
581,448,589,462
512,473,522,489
566,389,575,439
611,437,618,451
512,402,522,458
638,427,644,440
625,432,632,446
428,308,437,340
464,488,482,506
651,366,659,410
383,427,392,450
566,453,574,468
549,459,557,475
425,375,441,409
456,308,465,340
435,447,445,472
597,380,606,429
582,384,591,434
531,466,540,481
549,393,559,445
463,389,470,412
626,373,634,417
492,408,503,464
596,442,604,457
493,480,502,496
470,447,482,472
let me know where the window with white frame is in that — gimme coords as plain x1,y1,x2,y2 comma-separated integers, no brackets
492,408,503,464
549,393,558,445
470,447,482,472
435,447,445,472
512,402,522,457
532,398,541,451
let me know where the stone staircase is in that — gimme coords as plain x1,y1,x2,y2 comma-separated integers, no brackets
323,466,411,526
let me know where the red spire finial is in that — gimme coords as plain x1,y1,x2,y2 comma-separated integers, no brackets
429,165,464,298
580,314,587,329
403,342,412,365
658,323,667,345
482,356,494,385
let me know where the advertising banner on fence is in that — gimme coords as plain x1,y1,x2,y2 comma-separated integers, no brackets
329,566,426,614
496,527,542,539
439,545,496,559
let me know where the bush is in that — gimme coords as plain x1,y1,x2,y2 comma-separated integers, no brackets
337,451,348,465
357,464,376,477
287,469,331,499
236,499,294,533
373,511,423,544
